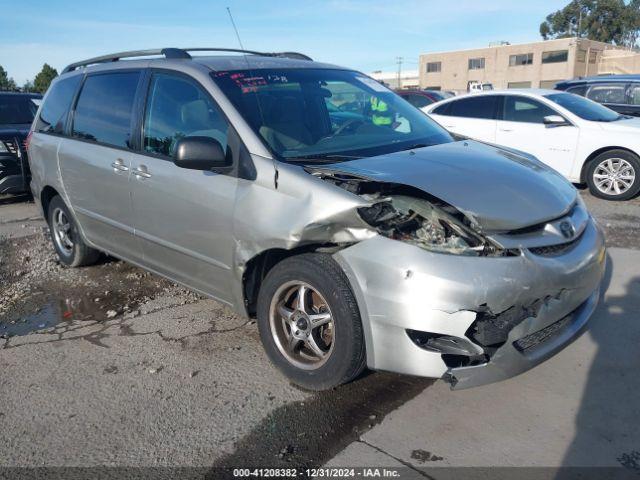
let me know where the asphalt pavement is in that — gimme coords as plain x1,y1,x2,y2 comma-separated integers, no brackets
0,189,639,478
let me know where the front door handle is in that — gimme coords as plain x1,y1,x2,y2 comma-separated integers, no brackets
111,158,129,172
499,128,513,132
133,165,152,179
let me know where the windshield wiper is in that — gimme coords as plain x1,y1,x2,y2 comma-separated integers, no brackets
285,154,363,163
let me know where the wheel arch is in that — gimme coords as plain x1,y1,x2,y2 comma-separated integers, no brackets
40,185,60,218
242,244,346,318
580,146,640,184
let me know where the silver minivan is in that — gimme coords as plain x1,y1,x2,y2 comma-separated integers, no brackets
28,48,606,390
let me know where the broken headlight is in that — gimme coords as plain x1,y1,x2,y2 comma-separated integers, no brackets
358,195,503,256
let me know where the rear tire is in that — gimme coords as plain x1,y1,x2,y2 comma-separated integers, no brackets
47,195,100,267
586,150,640,201
256,253,366,390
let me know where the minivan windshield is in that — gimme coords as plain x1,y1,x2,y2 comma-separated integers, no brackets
212,68,453,161
544,92,621,122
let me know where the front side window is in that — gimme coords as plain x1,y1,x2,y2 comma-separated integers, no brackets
502,96,557,123
212,68,452,161
143,73,228,157
587,84,627,104
629,85,640,105
426,62,441,73
36,75,82,133
72,72,140,148
542,50,568,64
445,96,498,119
545,92,620,122
509,53,533,66
468,58,485,70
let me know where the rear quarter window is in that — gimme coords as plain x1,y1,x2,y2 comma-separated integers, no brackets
35,75,82,134
446,96,498,119
71,72,141,149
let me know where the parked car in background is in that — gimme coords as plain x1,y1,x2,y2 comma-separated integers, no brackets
555,75,640,117
468,81,494,93
425,89,640,200
395,89,449,109
29,48,605,391
0,92,42,194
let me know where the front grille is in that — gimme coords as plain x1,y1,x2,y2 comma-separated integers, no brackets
513,314,573,353
529,236,580,257
4,140,18,155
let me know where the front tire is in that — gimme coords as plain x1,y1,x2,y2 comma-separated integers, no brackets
47,195,100,267
256,253,366,390
586,150,640,201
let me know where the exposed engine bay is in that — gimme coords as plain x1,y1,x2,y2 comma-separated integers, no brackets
310,170,514,256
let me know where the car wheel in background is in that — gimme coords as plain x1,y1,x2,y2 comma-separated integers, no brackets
256,253,366,391
47,195,101,267
587,150,640,201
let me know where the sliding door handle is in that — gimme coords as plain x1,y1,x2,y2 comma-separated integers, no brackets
133,165,152,179
111,159,129,172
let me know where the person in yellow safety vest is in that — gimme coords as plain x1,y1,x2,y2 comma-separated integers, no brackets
370,96,394,127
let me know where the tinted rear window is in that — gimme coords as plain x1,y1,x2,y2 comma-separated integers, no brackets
442,96,498,119
36,76,82,134
72,72,140,148
0,95,40,125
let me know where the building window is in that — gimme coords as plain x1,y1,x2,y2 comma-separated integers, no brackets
426,86,441,90
539,80,562,89
468,58,485,70
426,62,441,73
542,50,569,64
507,81,532,89
509,53,533,66
577,49,587,62
589,51,598,64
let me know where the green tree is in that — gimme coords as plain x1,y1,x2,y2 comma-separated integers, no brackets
0,65,18,91
33,63,58,93
540,0,640,47
22,80,35,93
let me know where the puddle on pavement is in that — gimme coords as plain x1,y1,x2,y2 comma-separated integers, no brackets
0,295,120,338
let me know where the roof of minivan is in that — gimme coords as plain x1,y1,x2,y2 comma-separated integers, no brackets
192,55,345,71
61,54,347,77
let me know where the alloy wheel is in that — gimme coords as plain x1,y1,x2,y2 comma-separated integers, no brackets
52,207,74,256
593,158,636,196
269,281,335,370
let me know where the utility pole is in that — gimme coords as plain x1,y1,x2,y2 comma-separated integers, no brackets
396,56,403,89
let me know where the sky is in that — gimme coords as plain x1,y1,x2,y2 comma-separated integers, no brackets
0,0,571,85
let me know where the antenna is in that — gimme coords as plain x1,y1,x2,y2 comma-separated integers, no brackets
225,7,276,183
227,7,246,51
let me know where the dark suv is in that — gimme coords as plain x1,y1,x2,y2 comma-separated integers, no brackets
0,92,42,194
555,75,640,117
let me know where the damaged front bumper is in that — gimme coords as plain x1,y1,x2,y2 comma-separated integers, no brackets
333,217,606,390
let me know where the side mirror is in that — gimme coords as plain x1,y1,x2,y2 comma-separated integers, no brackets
543,115,569,127
173,136,231,171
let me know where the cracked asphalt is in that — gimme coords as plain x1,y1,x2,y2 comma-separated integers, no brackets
1,189,639,475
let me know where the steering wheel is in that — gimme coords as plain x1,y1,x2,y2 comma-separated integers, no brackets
333,118,366,136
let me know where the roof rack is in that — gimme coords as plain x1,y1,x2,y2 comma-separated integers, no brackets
62,48,313,73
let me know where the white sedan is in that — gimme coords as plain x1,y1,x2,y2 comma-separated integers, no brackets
424,89,640,200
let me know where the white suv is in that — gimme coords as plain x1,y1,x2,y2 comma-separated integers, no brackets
425,89,640,200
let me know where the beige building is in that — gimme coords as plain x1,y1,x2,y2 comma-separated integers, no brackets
419,37,638,93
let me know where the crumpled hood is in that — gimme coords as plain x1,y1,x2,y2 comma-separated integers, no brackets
314,140,577,232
